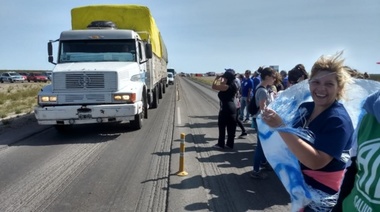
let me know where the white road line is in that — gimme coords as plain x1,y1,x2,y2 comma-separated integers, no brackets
177,107,181,125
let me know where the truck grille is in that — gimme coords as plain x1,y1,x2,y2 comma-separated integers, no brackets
66,73,104,89
53,72,117,104
53,72,117,91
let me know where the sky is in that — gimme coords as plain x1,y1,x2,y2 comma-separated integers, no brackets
1,0,379,74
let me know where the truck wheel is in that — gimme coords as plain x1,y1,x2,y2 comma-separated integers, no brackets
162,82,166,94
151,87,159,109
143,90,148,119
130,113,142,130
159,83,163,99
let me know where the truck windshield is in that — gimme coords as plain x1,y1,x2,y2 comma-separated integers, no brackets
58,40,137,63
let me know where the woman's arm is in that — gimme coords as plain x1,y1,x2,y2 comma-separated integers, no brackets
212,76,229,91
262,108,333,170
256,88,268,110
278,132,333,169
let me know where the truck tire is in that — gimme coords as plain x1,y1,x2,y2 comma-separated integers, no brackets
151,87,159,109
130,113,142,130
162,82,166,94
143,89,148,119
159,83,163,99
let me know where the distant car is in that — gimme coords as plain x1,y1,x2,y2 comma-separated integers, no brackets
206,72,216,76
167,72,174,85
42,72,52,81
18,72,28,80
0,72,25,83
27,73,48,83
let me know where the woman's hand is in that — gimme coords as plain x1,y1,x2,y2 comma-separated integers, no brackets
262,108,284,128
212,75,228,91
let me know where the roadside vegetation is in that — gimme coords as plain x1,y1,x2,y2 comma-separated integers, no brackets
191,76,215,86
0,83,44,120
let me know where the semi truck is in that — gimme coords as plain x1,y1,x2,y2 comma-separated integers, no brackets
34,4,168,131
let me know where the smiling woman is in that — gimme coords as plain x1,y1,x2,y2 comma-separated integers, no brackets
261,51,355,211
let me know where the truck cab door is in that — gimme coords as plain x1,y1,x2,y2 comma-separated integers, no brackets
136,41,148,83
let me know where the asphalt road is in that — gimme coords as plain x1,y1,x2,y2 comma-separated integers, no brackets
0,77,291,212
169,77,290,212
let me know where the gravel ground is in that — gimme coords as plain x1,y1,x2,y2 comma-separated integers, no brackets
0,113,37,134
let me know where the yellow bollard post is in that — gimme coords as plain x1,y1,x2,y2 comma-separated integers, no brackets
177,133,188,176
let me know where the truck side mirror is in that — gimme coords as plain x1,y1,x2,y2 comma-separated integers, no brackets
145,43,152,59
48,42,56,64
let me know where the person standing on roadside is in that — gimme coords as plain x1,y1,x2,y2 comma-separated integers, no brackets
288,64,309,87
250,67,277,179
274,71,285,94
262,52,354,211
239,70,254,123
280,70,288,89
234,74,248,138
212,69,239,149
331,90,380,212
363,72,370,79
251,68,262,130
251,70,261,92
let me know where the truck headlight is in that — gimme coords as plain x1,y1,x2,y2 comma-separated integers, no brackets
40,96,57,103
113,93,136,103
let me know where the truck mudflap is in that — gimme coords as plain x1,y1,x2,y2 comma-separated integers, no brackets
34,102,142,125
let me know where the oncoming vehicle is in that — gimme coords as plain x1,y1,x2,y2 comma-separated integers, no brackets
167,72,174,85
0,72,25,83
167,68,176,77
34,4,168,132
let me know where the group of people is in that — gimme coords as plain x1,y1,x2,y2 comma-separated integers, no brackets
211,51,379,211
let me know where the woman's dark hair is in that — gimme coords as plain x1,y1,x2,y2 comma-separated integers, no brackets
222,69,236,85
260,67,276,80
256,66,264,74
288,64,308,84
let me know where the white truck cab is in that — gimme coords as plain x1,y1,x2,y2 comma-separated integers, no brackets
34,16,166,132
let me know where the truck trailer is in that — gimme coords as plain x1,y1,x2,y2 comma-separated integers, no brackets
34,4,168,131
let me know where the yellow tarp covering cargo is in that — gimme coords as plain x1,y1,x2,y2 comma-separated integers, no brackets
71,4,167,61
